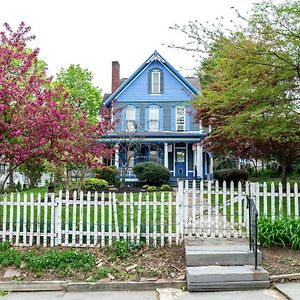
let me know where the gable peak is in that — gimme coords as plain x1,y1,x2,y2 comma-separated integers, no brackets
146,50,165,64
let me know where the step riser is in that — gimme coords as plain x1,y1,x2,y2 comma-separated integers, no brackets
187,266,269,283
188,281,270,292
186,252,262,266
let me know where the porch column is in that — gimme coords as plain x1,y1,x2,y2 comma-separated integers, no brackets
114,144,119,169
196,143,203,178
164,142,168,168
209,153,214,176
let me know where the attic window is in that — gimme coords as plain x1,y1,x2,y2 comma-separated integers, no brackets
149,69,163,94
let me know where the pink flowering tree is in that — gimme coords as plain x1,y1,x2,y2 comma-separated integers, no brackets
0,23,112,192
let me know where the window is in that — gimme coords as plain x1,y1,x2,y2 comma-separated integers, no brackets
125,106,136,132
149,145,158,162
149,69,163,94
0,164,6,174
148,106,159,131
176,106,185,131
127,150,135,168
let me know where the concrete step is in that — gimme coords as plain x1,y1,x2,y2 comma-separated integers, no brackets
187,265,270,291
186,245,261,266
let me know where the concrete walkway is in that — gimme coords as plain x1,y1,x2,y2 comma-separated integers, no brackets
3,284,299,300
275,282,300,300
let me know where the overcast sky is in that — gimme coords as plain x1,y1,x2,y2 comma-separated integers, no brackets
1,0,261,93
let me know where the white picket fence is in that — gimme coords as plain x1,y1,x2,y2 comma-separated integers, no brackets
179,180,299,239
0,180,299,247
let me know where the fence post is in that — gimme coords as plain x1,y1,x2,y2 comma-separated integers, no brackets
54,191,62,246
178,180,184,243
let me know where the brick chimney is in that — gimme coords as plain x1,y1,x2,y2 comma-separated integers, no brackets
112,61,120,93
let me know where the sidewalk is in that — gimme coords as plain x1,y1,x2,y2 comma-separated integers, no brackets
2,283,300,300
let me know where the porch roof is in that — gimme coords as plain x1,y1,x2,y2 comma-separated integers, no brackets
100,131,207,143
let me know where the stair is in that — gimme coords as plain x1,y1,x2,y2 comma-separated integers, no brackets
185,238,270,291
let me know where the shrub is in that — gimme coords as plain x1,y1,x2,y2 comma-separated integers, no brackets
133,162,170,185
258,218,300,249
160,184,170,191
106,240,144,260
214,168,248,184
0,242,22,268
93,166,118,185
82,178,108,191
147,186,156,191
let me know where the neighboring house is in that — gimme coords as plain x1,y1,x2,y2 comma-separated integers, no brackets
102,50,213,182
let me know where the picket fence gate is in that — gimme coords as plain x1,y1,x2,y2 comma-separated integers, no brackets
0,180,299,247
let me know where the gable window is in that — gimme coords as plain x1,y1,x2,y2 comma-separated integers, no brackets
125,105,136,132
149,69,163,94
176,106,185,131
148,105,159,131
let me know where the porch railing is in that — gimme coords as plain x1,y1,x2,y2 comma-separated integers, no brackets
247,195,258,269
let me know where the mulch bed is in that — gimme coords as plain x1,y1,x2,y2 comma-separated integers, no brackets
0,245,186,282
261,246,300,275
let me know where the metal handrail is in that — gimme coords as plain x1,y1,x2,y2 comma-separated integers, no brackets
247,195,258,269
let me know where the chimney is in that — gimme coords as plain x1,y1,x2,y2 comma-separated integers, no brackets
112,61,120,93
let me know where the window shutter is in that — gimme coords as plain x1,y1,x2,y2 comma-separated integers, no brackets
171,106,175,131
186,107,191,131
148,71,151,93
160,71,164,93
121,107,126,131
159,106,163,131
135,106,140,129
120,146,125,167
145,107,149,131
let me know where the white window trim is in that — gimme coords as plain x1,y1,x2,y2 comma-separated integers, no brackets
148,105,159,132
125,105,136,132
176,106,186,131
151,70,161,94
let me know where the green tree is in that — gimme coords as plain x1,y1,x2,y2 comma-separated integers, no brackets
18,160,46,188
171,0,300,186
55,64,102,123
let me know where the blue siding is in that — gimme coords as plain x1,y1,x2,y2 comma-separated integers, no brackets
186,107,191,131
171,106,176,131
159,106,163,131
121,108,125,131
145,107,149,131
136,106,140,128
117,61,194,103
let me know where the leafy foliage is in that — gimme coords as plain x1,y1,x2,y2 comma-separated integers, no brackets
133,162,170,185
147,186,157,191
214,169,249,184
0,242,22,267
93,166,118,185
82,178,108,191
160,184,170,191
258,218,300,250
24,249,95,273
106,240,143,260
170,1,300,186
0,23,113,192
18,159,46,188
55,64,102,124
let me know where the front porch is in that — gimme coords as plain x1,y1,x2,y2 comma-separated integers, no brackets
112,139,213,182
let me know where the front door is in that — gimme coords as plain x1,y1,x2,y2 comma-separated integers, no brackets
175,149,186,177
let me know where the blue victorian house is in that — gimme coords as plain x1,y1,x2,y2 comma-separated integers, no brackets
102,51,213,182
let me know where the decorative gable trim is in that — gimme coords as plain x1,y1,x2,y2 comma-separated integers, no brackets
104,50,199,107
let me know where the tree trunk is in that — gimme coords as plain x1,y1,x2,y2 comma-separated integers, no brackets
281,163,288,191
9,163,14,192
